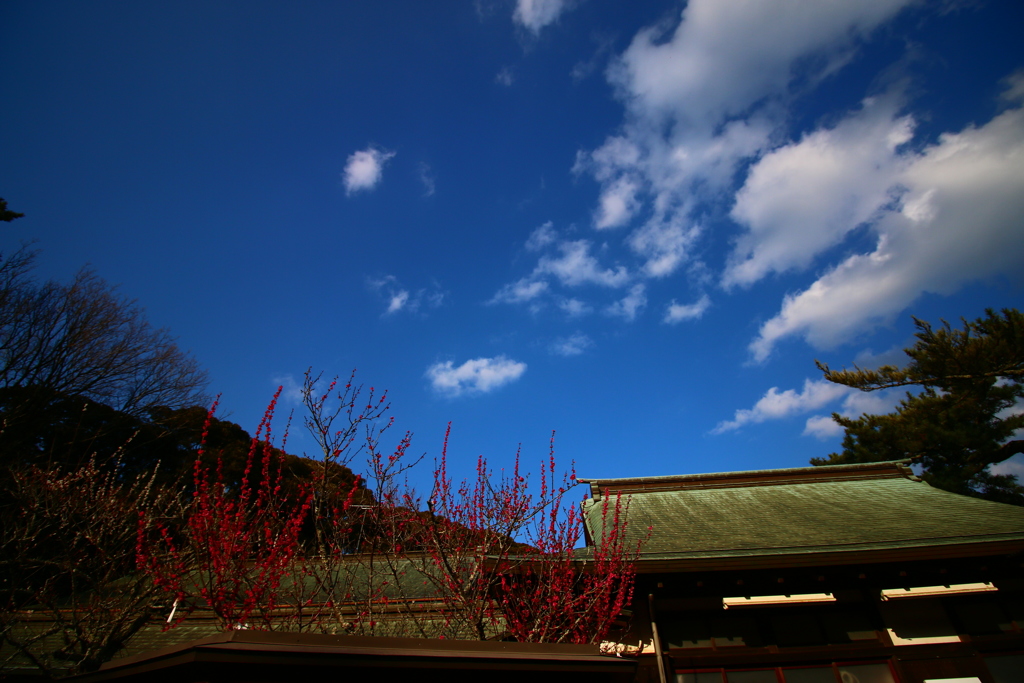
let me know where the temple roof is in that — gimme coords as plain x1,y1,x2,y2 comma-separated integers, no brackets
579,461,1024,571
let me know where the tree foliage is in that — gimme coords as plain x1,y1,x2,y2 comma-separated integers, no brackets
0,251,208,417
0,198,24,223
1,458,181,676
136,372,643,644
812,308,1024,505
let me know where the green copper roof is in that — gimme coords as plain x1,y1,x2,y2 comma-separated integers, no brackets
580,461,1024,564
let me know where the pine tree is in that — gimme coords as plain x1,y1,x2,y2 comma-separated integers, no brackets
812,309,1024,505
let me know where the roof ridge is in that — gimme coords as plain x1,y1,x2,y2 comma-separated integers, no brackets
579,460,916,495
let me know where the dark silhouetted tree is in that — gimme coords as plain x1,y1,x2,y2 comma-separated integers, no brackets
0,198,24,223
0,256,208,418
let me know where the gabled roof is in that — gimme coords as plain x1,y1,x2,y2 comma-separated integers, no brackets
579,461,1024,571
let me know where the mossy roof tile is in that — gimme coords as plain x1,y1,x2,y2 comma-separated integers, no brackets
580,461,1024,561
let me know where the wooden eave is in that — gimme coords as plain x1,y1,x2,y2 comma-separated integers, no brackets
71,631,637,683
631,538,1024,574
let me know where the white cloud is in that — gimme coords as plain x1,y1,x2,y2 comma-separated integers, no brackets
343,147,396,195
550,332,593,357
716,372,906,437
608,0,916,128
594,176,640,230
489,277,549,305
387,290,410,314
536,240,629,288
803,415,844,439
664,294,710,324
713,379,851,434
725,95,914,288
840,389,901,418
803,387,904,440
750,103,1024,362
526,221,557,251
513,0,573,34
605,283,647,321
426,356,527,396
586,0,918,195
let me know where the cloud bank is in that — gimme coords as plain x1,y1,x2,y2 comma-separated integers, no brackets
573,0,1023,360
496,1,1022,373
748,101,1024,361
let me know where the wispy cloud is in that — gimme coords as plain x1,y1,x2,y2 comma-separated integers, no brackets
629,217,701,278
418,162,436,197
513,0,575,35
605,283,646,321
550,331,593,357
570,32,616,83
999,68,1024,104
368,275,444,316
495,66,515,86
664,294,710,324
493,221,640,317
525,221,557,251
343,146,396,195
537,240,629,288
558,297,592,317
489,277,549,305
271,374,305,405
426,356,527,396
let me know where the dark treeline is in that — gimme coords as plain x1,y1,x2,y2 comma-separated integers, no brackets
0,384,368,502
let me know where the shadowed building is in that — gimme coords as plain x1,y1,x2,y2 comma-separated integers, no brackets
580,460,1024,683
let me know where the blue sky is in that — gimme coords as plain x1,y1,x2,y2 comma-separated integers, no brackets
2,0,1023,494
